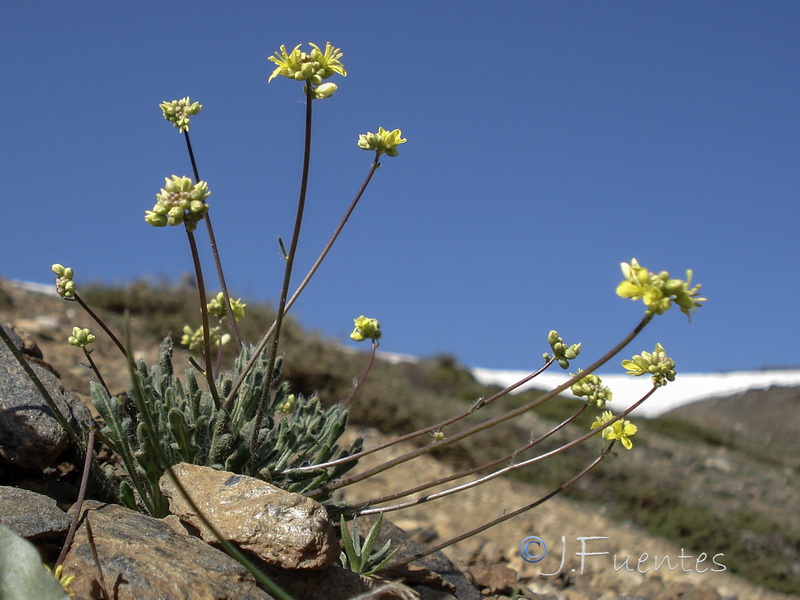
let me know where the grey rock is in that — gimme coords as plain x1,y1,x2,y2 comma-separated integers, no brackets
159,462,340,570
0,485,71,539
62,500,274,600
0,325,91,470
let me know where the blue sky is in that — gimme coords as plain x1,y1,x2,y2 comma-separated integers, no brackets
1,2,798,373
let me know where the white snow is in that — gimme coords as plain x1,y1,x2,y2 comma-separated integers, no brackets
470,367,800,417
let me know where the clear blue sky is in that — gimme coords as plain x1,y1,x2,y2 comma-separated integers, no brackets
2,2,798,373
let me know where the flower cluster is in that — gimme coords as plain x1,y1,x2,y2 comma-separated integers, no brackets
268,42,346,98
543,330,581,369
616,258,706,319
180,325,230,351
159,97,202,133
622,343,677,387
51,264,76,299
350,316,381,342
145,176,210,231
68,327,95,348
571,370,613,408
591,410,638,450
357,128,407,157
207,292,246,321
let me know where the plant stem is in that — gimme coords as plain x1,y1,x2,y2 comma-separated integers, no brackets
249,87,315,454
184,130,242,347
357,387,656,516
83,349,109,392
342,403,589,514
341,340,378,409
73,293,128,359
185,228,221,409
380,442,615,571
56,429,95,567
223,157,381,410
309,313,654,497
287,358,557,476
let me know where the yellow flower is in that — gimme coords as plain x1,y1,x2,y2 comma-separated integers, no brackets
207,292,246,321
621,343,676,387
357,127,407,157
45,564,76,598
350,316,381,342
616,258,706,319
591,410,638,450
268,42,346,85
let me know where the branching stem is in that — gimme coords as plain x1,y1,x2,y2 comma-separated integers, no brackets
309,313,654,497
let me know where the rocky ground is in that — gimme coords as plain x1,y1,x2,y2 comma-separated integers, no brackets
1,278,798,600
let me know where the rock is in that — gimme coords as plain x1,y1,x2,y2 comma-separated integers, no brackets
468,563,519,595
159,463,339,569
0,486,71,540
0,325,91,470
62,500,274,600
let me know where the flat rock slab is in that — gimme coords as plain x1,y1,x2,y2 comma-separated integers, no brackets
159,463,339,570
0,486,71,540
62,500,274,600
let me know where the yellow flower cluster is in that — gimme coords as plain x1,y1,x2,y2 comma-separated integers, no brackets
591,411,638,450
350,315,381,342
622,343,677,387
616,258,706,319
159,97,202,133
268,42,346,88
207,292,246,321
357,128,407,157
145,176,210,231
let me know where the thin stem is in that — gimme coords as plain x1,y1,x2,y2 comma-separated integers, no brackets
73,293,127,359
184,130,242,347
185,229,221,409
249,87,315,453
56,429,95,567
341,340,378,409
357,387,656,516
381,442,615,571
223,157,381,411
287,358,556,476
341,403,588,514
309,312,654,497
83,349,109,392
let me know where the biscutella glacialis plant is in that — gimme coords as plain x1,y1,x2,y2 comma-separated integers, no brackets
0,40,707,589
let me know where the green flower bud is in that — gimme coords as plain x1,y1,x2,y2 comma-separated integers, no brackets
314,82,338,99
68,326,95,348
147,176,210,229
571,370,613,408
52,264,76,298
159,97,202,133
